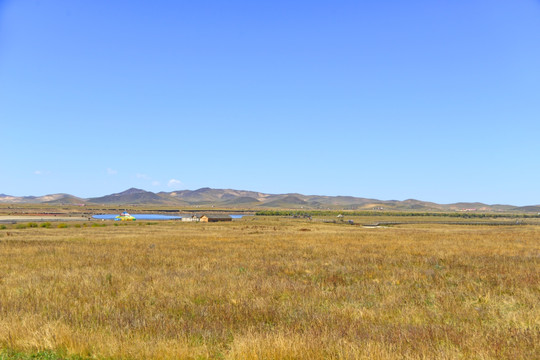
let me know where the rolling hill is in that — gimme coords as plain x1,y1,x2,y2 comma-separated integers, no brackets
0,188,537,212
88,188,169,205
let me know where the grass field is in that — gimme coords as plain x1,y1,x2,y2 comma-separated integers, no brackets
0,217,538,359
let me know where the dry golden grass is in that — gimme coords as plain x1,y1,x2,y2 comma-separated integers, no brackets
0,218,538,359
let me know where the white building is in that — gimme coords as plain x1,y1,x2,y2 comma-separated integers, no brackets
181,215,200,222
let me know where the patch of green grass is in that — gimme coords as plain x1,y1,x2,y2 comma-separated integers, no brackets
0,349,90,360
16,223,27,229
57,223,68,228
27,222,38,228
40,222,52,228
0,225,6,230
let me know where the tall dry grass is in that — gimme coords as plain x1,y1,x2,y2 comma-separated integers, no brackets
0,218,538,359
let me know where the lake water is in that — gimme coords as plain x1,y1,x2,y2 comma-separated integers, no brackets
92,214,249,220
92,214,182,220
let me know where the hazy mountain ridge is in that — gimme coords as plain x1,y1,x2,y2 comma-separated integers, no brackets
0,188,536,212
0,193,85,204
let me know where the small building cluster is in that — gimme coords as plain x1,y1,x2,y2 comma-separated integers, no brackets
181,214,232,222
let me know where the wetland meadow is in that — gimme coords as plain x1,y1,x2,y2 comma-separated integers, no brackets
0,213,538,359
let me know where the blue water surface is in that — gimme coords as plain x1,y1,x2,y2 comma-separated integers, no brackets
92,214,182,220
93,214,251,220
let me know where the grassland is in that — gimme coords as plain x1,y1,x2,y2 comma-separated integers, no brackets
0,217,538,359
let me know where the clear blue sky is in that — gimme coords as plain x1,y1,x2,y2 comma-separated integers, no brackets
1,1,539,205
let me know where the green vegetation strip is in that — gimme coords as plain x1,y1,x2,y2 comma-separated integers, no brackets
0,349,91,360
364,221,529,226
255,210,540,218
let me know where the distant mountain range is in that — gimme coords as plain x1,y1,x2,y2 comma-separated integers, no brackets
0,187,538,212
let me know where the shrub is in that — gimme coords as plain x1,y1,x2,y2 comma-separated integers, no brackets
0,225,6,230
40,222,51,228
28,222,38,228
16,223,27,229
57,223,68,228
